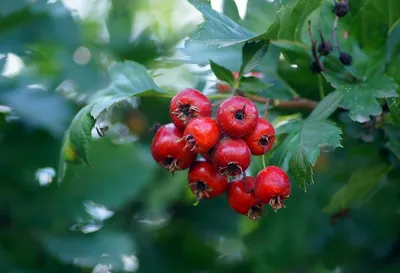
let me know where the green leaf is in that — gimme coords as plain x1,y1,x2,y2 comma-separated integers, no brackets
89,61,167,118
239,76,273,93
61,105,95,167
209,60,235,85
323,163,391,213
270,40,311,58
323,73,399,122
386,97,400,124
272,119,342,190
42,231,135,271
222,0,241,23
385,125,400,160
239,40,269,75
0,0,29,16
188,0,255,47
308,91,344,121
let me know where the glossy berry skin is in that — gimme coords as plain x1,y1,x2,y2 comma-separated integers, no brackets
214,137,251,177
254,166,291,211
227,177,264,220
169,88,212,131
182,117,220,154
339,52,353,66
188,161,228,201
217,96,259,138
151,123,197,172
332,0,349,18
243,118,276,155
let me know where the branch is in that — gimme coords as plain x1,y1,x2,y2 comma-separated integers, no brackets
308,20,325,72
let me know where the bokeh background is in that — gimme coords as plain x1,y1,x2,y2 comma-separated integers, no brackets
1,0,399,272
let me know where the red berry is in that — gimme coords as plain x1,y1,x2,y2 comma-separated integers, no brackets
216,96,259,138
188,161,228,201
181,117,220,154
227,177,263,220
254,166,291,211
169,88,212,131
201,145,216,163
214,137,251,177
151,123,197,172
243,118,276,155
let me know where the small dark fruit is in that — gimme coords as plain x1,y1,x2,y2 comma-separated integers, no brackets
339,52,353,66
318,41,332,56
332,0,350,18
310,60,322,74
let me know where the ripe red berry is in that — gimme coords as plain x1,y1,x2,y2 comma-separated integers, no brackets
201,145,216,163
243,118,276,155
216,96,259,138
227,177,263,220
188,161,228,201
169,88,212,131
181,117,220,154
214,137,251,177
151,123,197,172
254,166,291,211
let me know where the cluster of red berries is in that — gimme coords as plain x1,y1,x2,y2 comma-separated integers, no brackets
150,88,291,220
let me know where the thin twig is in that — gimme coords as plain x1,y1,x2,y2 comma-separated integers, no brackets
263,98,270,119
308,20,325,72
332,16,341,52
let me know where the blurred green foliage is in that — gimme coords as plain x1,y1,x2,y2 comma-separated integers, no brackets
0,0,400,273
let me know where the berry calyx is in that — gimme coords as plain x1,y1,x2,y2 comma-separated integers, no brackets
169,88,212,131
151,123,197,172
332,0,349,18
254,166,291,212
188,161,228,201
227,177,264,220
216,96,259,138
214,137,251,178
181,117,220,154
339,52,353,66
243,118,276,155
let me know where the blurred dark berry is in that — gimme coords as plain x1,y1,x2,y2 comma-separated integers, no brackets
339,52,353,66
310,61,322,74
318,41,332,56
333,0,350,18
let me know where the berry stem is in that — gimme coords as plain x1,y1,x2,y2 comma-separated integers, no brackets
308,20,325,72
332,16,341,52
261,154,266,169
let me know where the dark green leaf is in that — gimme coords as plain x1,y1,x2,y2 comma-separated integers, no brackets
222,0,241,23
289,149,314,190
323,162,391,213
308,91,343,121
270,40,312,58
42,231,135,271
188,0,255,47
385,125,400,160
386,97,400,124
239,76,273,93
209,60,235,84
239,40,269,75
323,73,398,122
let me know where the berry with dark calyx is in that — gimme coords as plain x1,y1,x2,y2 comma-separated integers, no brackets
181,117,220,154
151,123,197,172
214,137,251,178
227,177,264,220
169,88,212,131
310,60,322,74
216,96,259,138
332,0,350,18
243,118,276,155
254,166,291,212
318,30,332,56
339,52,353,66
188,161,228,202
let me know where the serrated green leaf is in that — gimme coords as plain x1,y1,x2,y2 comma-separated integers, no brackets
386,97,400,124
239,40,269,75
89,61,166,118
323,73,399,122
289,149,314,191
42,231,135,271
308,91,343,121
323,163,391,213
270,40,311,58
209,60,235,84
61,105,95,167
239,76,273,93
188,0,255,47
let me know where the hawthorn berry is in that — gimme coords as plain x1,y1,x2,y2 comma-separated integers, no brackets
243,118,275,155
214,137,251,177
217,96,259,138
151,123,197,172
339,52,353,66
201,145,216,163
254,166,291,212
169,88,212,131
332,0,349,18
227,177,264,220
188,161,228,201
181,117,220,154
